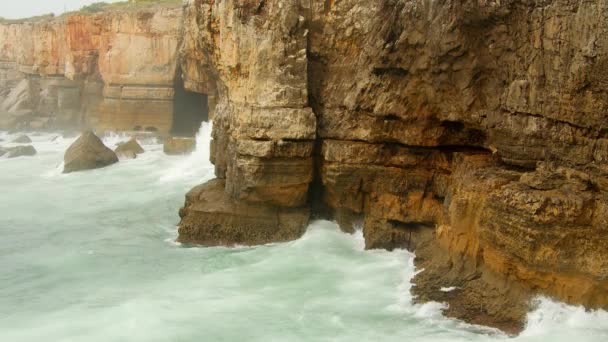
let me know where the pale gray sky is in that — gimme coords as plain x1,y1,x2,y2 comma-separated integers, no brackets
0,0,123,19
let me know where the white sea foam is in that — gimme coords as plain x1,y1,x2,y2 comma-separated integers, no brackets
159,121,214,183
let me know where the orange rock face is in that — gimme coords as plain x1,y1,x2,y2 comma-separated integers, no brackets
0,7,182,133
176,0,608,334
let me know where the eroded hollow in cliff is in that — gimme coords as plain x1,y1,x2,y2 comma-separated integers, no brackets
171,74,208,137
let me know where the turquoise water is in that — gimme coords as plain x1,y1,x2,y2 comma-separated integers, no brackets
1,123,607,341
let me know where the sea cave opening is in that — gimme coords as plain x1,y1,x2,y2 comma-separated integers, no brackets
171,74,208,137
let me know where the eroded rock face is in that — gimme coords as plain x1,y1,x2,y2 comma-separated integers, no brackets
177,0,315,244
178,179,310,246
63,131,118,173
177,0,608,333
0,6,183,133
4,0,606,334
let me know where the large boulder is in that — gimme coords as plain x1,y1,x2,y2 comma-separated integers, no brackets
178,179,310,246
63,131,118,173
12,135,31,144
164,137,196,155
115,138,145,159
6,145,37,158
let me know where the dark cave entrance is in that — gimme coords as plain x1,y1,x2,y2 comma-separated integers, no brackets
171,74,208,137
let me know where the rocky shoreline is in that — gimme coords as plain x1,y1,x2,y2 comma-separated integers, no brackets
2,0,607,334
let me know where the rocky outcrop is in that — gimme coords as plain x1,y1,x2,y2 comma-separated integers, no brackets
176,0,608,334
12,135,31,143
5,145,36,158
178,179,310,246
176,0,314,244
163,137,196,155
63,131,118,173
3,0,607,334
0,5,183,133
115,138,145,159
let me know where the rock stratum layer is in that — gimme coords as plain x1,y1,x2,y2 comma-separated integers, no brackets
0,5,183,133
2,0,607,335
176,0,608,334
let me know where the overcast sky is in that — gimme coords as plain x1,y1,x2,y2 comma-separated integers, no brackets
0,0,123,19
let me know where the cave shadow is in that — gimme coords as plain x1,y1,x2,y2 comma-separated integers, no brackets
171,73,208,137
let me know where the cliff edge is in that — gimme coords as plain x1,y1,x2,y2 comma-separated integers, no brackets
177,0,608,334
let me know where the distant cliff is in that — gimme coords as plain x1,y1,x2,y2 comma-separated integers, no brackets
0,5,182,133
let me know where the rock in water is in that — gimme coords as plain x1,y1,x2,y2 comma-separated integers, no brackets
12,135,31,144
63,131,118,173
163,137,196,155
178,179,310,246
115,138,145,159
7,145,37,158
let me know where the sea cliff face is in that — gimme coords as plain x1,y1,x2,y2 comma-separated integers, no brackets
177,0,608,333
0,6,182,133
1,0,607,334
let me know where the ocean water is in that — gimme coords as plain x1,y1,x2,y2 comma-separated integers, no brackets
1,123,607,342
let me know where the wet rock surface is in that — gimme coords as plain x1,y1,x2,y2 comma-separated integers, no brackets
6,145,37,158
163,137,196,155
178,179,310,246
115,138,145,159
11,135,31,144
63,131,118,173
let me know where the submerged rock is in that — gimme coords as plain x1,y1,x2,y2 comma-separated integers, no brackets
63,131,118,173
6,145,37,158
164,137,195,155
12,135,31,144
115,138,145,159
178,179,310,246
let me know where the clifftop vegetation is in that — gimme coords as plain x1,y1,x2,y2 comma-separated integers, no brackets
0,0,182,23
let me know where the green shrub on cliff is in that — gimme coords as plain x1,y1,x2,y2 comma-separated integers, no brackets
78,0,183,13
79,2,111,13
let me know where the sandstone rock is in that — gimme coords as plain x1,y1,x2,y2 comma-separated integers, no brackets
63,131,118,173
163,137,196,155
6,145,36,158
1,0,607,334
0,6,183,133
174,0,608,333
115,138,145,159
12,135,31,143
178,179,310,246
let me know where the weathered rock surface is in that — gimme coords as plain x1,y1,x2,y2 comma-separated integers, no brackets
177,0,315,247
115,138,145,159
6,145,37,158
163,137,196,155
3,0,608,334
0,5,183,133
176,0,608,334
178,179,310,246
63,131,118,173
11,135,31,143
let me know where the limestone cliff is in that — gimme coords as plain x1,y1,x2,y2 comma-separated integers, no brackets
2,0,607,335
177,0,608,334
0,5,183,133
